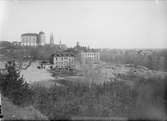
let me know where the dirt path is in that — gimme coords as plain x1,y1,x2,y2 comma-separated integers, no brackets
20,62,54,83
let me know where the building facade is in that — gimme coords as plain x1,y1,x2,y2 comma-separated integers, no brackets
21,33,38,46
12,41,22,46
80,51,100,64
21,31,45,46
73,42,100,64
51,52,75,71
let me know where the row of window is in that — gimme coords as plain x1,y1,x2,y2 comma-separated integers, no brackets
22,43,37,46
22,36,38,41
83,56,99,60
22,40,37,43
54,65,72,68
53,62,74,65
22,41,36,44
54,57,74,61
81,53,100,57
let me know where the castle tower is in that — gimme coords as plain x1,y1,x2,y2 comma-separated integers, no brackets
76,41,80,47
50,33,54,45
38,31,45,46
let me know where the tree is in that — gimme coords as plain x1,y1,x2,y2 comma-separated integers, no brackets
0,41,11,48
0,61,32,105
82,63,100,87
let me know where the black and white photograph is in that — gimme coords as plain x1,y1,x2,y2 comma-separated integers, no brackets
0,0,167,120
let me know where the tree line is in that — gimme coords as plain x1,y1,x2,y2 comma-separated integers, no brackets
101,49,167,71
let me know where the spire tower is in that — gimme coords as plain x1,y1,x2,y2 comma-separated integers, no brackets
50,33,54,45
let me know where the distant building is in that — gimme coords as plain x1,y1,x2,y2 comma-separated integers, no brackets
12,41,22,46
51,51,75,71
21,31,45,46
73,42,100,64
58,40,67,50
80,51,100,64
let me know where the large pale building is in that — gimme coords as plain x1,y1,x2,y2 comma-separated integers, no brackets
21,33,38,46
51,51,75,71
21,31,46,46
80,51,100,64
73,42,100,64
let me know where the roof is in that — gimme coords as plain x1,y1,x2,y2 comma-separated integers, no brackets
21,33,38,36
80,50,99,53
74,45,99,52
39,31,45,34
52,51,75,57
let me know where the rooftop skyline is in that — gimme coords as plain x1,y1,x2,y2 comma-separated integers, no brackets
0,0,167,49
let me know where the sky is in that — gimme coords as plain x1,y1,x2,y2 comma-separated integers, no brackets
0,0,167,48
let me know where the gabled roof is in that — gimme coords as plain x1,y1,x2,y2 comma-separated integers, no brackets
51,51,75,57
21,33,38,36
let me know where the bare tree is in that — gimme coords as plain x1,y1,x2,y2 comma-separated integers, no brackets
82,63,100,87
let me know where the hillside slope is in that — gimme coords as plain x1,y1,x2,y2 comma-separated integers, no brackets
2,97,48,120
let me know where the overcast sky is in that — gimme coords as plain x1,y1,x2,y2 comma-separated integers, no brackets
0,0,167,48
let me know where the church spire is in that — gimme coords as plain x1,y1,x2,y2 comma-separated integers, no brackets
50,33,54,45
76,41,79,47
59,40,62,45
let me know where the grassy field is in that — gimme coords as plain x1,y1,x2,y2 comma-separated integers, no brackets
51,63,167,85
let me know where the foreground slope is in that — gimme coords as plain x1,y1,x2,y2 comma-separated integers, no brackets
2,97,48,120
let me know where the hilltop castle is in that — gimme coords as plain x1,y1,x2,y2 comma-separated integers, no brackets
21,31,46,46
